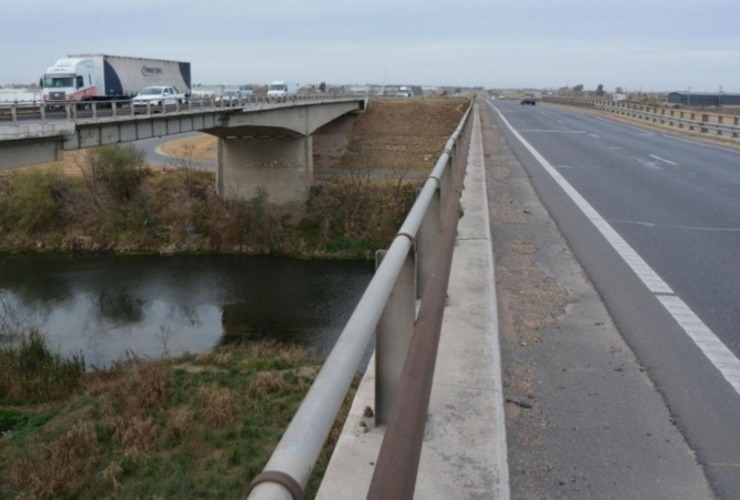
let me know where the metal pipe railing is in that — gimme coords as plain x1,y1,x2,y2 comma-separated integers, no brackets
247,98,474,500
366,126,468,497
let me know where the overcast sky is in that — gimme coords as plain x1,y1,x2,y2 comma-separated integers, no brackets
2,0,738,92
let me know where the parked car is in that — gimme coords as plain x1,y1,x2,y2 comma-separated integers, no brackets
215,90,244,107
520,94,536,105
132,85,187,113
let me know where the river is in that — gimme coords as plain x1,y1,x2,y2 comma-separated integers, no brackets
0,254,373,368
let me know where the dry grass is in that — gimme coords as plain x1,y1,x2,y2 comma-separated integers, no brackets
109,358,171,416
10,421,99,497
0,341,350,498
200,385,237,428
157,133,216,162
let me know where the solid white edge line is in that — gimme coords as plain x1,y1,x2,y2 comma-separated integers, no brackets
489,102,673,295
657,296,740,394
489,100,740,398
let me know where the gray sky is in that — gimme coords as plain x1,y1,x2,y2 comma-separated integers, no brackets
3,0,738,92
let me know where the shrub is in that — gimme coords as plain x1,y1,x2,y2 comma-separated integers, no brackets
0,329,85,404
102,195,163,247
0,169,66,233
84,145,150,202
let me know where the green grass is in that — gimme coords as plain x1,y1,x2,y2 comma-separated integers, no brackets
0,341,356,499
0,329,85,405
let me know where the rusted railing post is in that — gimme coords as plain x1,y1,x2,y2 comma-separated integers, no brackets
416,188,441,299
375,248,417,425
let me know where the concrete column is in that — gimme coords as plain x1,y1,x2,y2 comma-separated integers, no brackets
217,134,313,204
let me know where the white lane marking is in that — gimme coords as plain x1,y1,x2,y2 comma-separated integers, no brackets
611,218,740,233
637,158,663,170
588,133,601,139
658,296,740,394
491,103,672,294
490,102,740,397
518,129,586,134
649,154,678,166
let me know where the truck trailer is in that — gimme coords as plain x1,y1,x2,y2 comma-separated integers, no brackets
41,54,191,105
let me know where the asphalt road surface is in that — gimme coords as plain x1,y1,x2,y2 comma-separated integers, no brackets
489,98,740,497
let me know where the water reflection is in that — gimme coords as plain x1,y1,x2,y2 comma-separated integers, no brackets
0,254,373,368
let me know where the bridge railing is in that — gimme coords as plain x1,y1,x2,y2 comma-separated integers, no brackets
0,93,364,125
543,96,740,139
246,98,475,499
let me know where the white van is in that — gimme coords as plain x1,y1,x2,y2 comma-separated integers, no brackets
267,81,291,97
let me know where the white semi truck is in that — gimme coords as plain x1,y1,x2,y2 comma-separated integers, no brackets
41,54,191,105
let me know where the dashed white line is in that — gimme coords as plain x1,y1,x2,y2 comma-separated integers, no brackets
649,154,678,166
490,102,740,398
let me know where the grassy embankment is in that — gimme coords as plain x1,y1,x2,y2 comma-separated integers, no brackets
0,329,353,498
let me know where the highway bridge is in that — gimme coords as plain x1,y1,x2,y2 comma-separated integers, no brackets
0,95,366,203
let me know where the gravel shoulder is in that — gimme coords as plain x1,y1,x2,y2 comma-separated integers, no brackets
480,102,715,499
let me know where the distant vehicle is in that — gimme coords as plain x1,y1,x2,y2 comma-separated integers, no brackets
41,54,191,107
398,86,412,97
267,81,292,97
215,90,243,107
239,84,254,96
131,85,187,113
520,94,536,105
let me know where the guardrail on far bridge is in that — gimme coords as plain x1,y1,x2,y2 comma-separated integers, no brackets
542,96,740,140
0,93,363,125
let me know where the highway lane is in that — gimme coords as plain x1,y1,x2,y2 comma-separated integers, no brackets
488,99,740,496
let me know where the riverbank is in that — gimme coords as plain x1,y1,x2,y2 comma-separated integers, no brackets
0,333,355,498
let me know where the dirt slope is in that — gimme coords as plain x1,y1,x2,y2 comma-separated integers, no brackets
158,97,470,171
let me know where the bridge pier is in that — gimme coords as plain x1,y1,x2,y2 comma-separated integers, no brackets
216,134,313,204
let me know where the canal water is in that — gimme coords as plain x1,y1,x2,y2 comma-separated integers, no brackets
0,254,374,368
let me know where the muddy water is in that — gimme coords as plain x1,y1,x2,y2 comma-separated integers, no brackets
0,254,373,368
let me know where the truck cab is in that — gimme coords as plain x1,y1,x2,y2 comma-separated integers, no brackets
41,58,96,104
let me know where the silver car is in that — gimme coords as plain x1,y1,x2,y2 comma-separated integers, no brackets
215,90,243,107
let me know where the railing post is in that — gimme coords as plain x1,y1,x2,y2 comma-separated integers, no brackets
439,156,452,215
417,189,441,299
375,248,417,425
